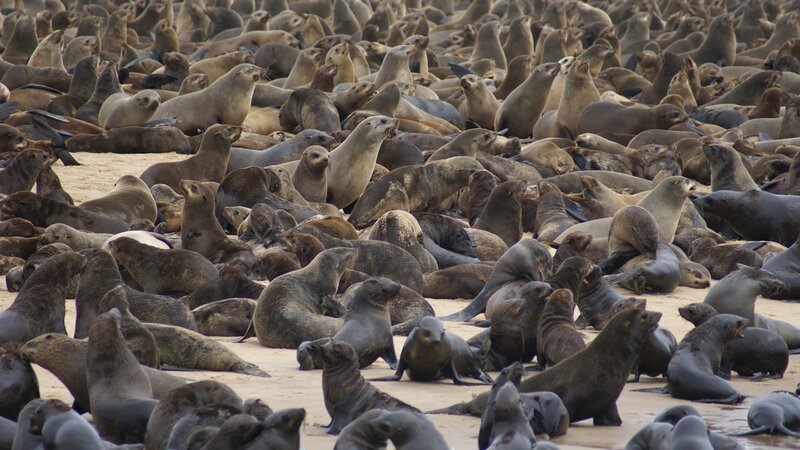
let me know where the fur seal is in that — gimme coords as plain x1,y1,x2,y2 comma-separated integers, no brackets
192,298,256,337
474,180,526,247
298,277,400,370
252,247,356,348
140,124,242,191
151,64,265,134
680,303,788,381
309,339,419,435
762,234,800,299
666,314,748,404
0,149,55,195
536,289,585,368
107,236,219,296
80,175,157,224
367,210,437,273
444,239,552,322
735,391,800,437
86,310,158,444
98,90,161,129
279,88,341,133
292,145,329,203
0,192,129,234
670,416,715,450
0,251,84,351
372,316,492,385
0,350,39,421
349,156,482,228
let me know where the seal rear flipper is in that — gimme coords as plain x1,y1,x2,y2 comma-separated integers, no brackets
563,198,587,222
237,320,255,342
632,386,669,394
733,426,772,437
592,403,622,426
232,362,270,378
427,401,477,416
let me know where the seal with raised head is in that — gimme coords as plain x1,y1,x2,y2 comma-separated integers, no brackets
536,289,585,368
666,314,748,404
306,339,419,435
371,316,492,385
86,309,158,444
292,145,329,203
140,124,242,191
251,247,356,348
0,251,84,351
297,277,400,370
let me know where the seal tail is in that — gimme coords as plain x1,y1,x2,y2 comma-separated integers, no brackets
237,320,255,343
427,402,474,416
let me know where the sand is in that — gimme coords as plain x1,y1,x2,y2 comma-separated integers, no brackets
1,152,796,449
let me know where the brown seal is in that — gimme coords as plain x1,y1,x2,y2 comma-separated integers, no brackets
0,149,55,195
297,277,400,370
306,339,420,435
535,289,586,368
473,180,526,247
279,87,341,133
367,210,437,273
0,191,129,234
439,308,662,425
251,247,356,348
0,349,39,422
79,175,157,224
495,62,561,138
65,126,192,154
0,251,84,351
292,145,329,203
666,313,748,404
106,236,218,296
151,64,265,134
689,237,763,280
535,180,578,242
75,62,124,125
86,309,158,444
140,124,242,191
192,298,256,336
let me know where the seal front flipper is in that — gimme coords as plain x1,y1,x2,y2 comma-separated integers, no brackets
370,359,406,382
440,289,489,322
632,386,670,394
592,403,622,426
381,340,398,370
599,250,639,274
445,362,488,386
237,320,255,343
326,407,351,435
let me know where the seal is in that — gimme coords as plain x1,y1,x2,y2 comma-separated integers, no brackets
670,416,715,450
180,266,264,309
762,234,800,299
494,62,560,138
75,61,124,125
0,251,84,351
423,264,493,299
151,64,265,134
188,413,264,449
679,302,789,381
576,102,687,145
438,308,662,426
100,284,197,333
179,180,254,265
703,142,759,192
98,90,161,129
666,314,748,404
0,149,55,195
73,248,124,339
365,410,450,450
690,237,763,280
536,289,585,368
443,239,552,322
474,180,526,247
79,175,157,224
251,247,356,348
735,391,800,437
535,180,577,242
483,383,537,450
292,145,329,203
144,322,268,376
27,398,105,449
327,115,398,208
86,309,159,444
367,210,437,273
279,88,341,133
297,277,400,370
140,124,242,191
0,191,130,234
334,409,389,450
703,265,800,349
349,156,481,228
192,298,256,336
338,269,434,326
65,125,192,154
144,380,243,450
371,316,492,385
0,349,39,421
106,236,219,296
307,339,419,435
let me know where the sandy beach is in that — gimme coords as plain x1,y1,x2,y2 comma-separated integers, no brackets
1,153,794,449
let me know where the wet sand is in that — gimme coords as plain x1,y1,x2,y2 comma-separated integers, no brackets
3,153,797,449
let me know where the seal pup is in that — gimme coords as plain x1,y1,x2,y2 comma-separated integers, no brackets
474,180,526,247
79,175,158,224
98,90,161,129
536,289,585,368
483,383,537,450
297,277,400,370
0,149,55,195
670,416,714,450
87,310,158,443
666,314,748,404
735,391,800,437
140,124,242,191
371,316,492,385
292,145,329,203
0,251,84,351
367,210,437,273
27,399,105,449
309,339,419,435
365,410,450,450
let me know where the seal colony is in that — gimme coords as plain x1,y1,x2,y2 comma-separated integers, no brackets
2,0,800,448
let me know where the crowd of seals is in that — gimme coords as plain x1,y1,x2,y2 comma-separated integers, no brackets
0,0,799,447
